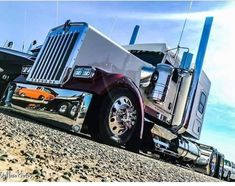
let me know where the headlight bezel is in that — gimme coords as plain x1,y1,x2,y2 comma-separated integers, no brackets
73,66,96,79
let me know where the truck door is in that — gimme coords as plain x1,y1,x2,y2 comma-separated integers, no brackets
186,71,211,139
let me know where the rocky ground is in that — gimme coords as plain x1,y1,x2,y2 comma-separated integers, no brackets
0,110,219,182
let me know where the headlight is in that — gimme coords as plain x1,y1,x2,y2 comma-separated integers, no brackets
21,66,32,75
73,67,95,78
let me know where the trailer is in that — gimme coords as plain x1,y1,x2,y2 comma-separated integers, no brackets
1,17,227,179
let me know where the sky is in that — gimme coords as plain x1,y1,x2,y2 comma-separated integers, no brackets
0,1,235,162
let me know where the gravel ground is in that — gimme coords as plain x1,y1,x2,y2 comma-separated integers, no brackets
0,111,219,182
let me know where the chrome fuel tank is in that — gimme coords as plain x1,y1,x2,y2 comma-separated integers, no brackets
175,138,200,161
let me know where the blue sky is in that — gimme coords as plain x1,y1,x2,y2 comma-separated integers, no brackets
0,1,235,161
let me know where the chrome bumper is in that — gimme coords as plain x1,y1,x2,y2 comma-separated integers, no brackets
2,83,92,133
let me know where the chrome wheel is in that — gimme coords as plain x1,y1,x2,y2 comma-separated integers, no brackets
20,93,25,97
70,105,78,117
59,105,68,114
210,153,217,175
108,96,137,137
39,95,45,100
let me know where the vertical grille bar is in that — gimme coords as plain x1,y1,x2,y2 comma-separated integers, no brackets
29,36,53,80
51,33,78,81
46,33,71,81
55,32,79,81
37,35,60,80
39,34,64,80
33,35,58,80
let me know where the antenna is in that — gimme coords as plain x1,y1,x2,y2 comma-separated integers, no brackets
22,7,27,52
56,0,59,25
174,0,193,59
109,17,117,38
177,0,193,48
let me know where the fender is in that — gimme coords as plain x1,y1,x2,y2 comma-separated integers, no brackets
13,68,145,139
64,68,145,139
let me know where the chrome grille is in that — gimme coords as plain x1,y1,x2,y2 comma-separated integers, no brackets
27,30,79,84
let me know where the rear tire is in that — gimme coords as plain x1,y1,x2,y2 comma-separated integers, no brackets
215,154,224,180
96,88,142,148
20,93,26,97
227,172,231,182
69,105,78,119
38,95,45,100
208,151,218,177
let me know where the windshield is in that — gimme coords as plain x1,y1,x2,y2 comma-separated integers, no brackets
130,50,164,66
225,160,231,166
43,88,58,96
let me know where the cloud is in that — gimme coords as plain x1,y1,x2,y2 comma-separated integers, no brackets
202,3,235,107
205,102,235,130
105,10,218,21
65,2,231,22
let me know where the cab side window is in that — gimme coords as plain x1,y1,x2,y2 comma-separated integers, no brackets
198,92,207,114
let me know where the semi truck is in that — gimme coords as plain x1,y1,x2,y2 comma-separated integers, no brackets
192,143,224,179
0,41,37,99
223,160,235,181
0,17,228,179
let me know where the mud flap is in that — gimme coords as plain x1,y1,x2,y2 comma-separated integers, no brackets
140,121,155,153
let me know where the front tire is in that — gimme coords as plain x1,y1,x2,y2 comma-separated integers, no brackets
20,93,26,97
207,151,218,177
69,105,78,119
38,95,45,100
58,102,72,116
97,88,141,147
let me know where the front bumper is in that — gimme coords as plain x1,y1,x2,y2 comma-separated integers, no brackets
1,83,93,133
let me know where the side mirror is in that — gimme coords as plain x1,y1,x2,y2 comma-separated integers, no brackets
32,40,37,45
140,66,155,88
27,40,37,54
3,41,14,49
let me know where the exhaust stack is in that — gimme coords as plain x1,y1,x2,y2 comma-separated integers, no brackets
129,25,140,45
191,17,213,91
181,17,213,130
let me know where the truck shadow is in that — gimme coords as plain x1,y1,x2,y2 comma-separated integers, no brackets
0,107,91,141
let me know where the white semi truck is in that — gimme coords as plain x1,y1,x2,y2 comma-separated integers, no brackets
223,160,235,181
0,17,225,179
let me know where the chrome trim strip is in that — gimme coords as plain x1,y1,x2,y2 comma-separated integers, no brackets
53,32,76,82
46,32,69,81
37,35,59,80
31,36,53,81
